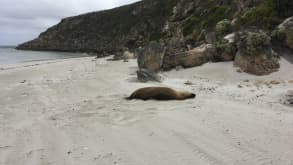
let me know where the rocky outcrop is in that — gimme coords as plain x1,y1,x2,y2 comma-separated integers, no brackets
162,44,215,69
18,0,284,53
277,17,293,50
137,68,163,82
16,0,293,75
176,44,214,68
234,31,280,75
17,0,178,53
137,42,166,72
234,52,280,75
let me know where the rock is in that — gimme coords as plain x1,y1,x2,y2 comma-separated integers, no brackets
137,42,166,72
213,39,237,62
175,44,214,68
283,90,293,106
123,50,135,60
234,52,279,75
176,65,183,71
136,68,163,82
277,17,293,50
289,80,293,84
237,69,243,73
184,81,193,85
234,31,280,75
108,50,135,61
224,33,236,43
278,17,293,30
231,18,238,30
270,80,281,85
205,32,217,44
107,52,123,61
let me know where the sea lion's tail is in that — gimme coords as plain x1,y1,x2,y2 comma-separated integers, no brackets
124,95,133,100
125,92,136,100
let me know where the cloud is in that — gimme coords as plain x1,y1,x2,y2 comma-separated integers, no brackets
0,0,140,45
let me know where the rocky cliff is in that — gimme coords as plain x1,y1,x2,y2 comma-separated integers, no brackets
17,0,293,75
17,0,292,53
17,0,178,54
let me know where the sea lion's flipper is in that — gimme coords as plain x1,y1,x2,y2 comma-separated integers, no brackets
125,96,133,100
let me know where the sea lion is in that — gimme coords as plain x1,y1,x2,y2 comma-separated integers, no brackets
127,87,196,100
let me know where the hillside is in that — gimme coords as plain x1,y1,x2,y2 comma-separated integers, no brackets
16,0,178,54
17,0,292,53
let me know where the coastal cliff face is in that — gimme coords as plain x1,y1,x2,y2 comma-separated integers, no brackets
17,0,292,52
17,0,293,74
17,0,178,53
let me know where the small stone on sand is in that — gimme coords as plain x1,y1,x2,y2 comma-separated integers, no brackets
184,81,193,85
270,80,281,85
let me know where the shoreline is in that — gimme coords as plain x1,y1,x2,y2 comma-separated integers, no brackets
0,47,92,66
0,56,293,165
0,56,94,71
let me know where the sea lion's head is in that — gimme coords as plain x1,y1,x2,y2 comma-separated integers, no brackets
178,92,196,100
190,93,196,98
187,93,196,99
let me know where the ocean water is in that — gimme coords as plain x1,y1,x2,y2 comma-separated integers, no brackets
0,47,89,64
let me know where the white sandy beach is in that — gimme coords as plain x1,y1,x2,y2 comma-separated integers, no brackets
0,56,293,165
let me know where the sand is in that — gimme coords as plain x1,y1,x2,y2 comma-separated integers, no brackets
0,56,293,165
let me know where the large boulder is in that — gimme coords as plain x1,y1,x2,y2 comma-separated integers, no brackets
123,50,136,60
234,31,280,75
175,44,215,68
283,90,293,107
137,42,166,72
137,68,163,82
277,17,293,50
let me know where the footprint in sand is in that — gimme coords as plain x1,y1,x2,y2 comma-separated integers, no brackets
112,114,139,125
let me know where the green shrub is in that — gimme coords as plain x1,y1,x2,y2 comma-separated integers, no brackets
236,31,271,55
202,6,228,29
216,39,237,56
237,0,293,30
182,1,230,37
216,19,231,35
273,0,293,17
237,0,279,29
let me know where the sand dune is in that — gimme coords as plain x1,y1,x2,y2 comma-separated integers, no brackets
0,57,293,165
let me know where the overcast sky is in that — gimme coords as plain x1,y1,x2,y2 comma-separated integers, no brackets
0,0,140,45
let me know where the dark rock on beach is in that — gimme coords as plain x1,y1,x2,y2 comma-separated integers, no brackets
234,31,280,75
275,17,293,50
137,42,166,72
137,68,163,82
171,44,214,68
